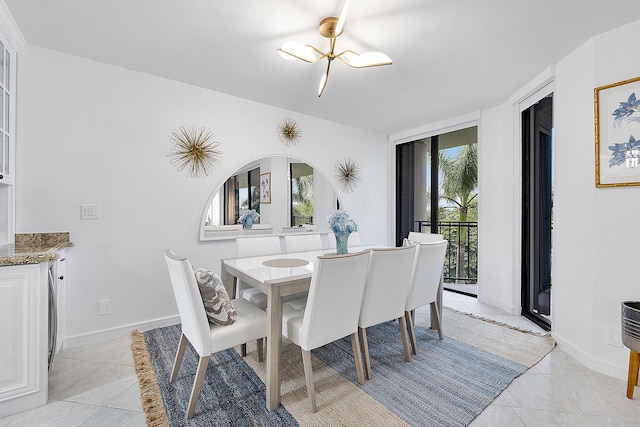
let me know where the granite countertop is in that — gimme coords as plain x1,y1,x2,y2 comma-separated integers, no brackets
0,232,74,266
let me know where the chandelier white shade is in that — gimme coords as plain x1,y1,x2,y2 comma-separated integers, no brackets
277,41,318,63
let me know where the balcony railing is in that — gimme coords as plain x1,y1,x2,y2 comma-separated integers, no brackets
414,221,478,284
292,215,314,227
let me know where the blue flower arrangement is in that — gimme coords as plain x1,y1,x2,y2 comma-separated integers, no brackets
327,210,358,234
238,209,260,229
328,210,358,254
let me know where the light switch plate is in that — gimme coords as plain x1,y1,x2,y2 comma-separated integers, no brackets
80,204,100,220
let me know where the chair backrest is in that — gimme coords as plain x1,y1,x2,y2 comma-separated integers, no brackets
283,234,323,253
406,240,448,312
300,251,371,350
359,245,417,328
328,231,361,249
406,231,444,244
164,250,210,356
235,235,281,257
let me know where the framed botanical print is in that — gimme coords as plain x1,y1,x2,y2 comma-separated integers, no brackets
595,75,640,187
260,172,271,203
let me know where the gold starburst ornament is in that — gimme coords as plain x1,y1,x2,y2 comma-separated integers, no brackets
168,125,222,177
277,118,302,146
335,157,362,193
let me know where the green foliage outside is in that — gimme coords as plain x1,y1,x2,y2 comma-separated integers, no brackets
438,144,478,283
292,175,314,225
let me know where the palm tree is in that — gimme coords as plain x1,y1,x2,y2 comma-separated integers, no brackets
292,175,314,225
439,144,478,282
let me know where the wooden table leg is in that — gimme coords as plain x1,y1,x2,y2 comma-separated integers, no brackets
266,284,283,411
431,274,443,331
219,260,236,298
627,350,640,399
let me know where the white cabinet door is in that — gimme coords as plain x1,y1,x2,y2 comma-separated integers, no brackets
0,263,48,417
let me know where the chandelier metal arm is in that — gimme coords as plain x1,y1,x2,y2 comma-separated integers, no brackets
335,50,360,67
328,35,337,57
309,45,329,60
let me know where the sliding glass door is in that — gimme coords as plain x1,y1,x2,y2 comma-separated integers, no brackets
396,127,478,295
522,94,553,330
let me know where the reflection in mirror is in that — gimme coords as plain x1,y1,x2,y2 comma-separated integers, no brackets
201,156,340,240
219,166,260,225
291,162,313,226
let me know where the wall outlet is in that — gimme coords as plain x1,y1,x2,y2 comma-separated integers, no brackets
98,299,111,316
606,327,623,347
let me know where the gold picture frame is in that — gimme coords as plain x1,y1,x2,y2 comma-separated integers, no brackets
595,75,640,187
260,172,271,204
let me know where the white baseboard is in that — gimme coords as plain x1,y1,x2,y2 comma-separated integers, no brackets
553,332,627,381
477,295,521,316
62,315,180,349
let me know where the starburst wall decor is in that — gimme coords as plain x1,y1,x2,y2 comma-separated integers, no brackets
334,156,362,193
168,125,222,178
277,118,302,146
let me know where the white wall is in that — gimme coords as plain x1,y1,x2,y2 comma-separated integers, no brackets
479,19,640,378
15,45,389,345
553,19,640,378
477,103,519,314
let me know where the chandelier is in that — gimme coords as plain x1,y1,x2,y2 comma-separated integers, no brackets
277,0,392,97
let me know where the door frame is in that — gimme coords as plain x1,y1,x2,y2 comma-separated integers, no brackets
521,95,553,330
517,80,554,331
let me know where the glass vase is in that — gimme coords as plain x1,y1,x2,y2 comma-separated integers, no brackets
334,231,351,255
243,217,253,229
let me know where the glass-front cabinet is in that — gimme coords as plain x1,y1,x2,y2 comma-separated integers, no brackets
0,40,13,184
0,23,18,246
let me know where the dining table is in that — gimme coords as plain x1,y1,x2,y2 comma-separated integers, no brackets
220,246,443,411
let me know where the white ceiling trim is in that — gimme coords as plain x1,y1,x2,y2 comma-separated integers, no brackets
0,0,25,51
509,66,556,111
388,111,480,146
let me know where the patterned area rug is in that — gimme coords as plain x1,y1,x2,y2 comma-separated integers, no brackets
132,308,555,426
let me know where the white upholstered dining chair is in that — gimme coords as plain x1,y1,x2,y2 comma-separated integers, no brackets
405,231,444,244
281,250,371,412
235,235,282,309
283,233,323,253
358,245,417,380
405,240,448,354
163,249,267,419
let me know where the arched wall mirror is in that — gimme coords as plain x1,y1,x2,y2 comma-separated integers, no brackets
200,156,341,240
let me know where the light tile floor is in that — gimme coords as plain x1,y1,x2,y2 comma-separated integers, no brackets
0,335,146,427
446,291,640,427
2,291,639,426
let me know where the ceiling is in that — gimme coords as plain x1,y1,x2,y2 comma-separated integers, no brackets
5,0,640,135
